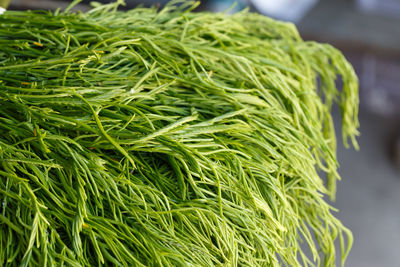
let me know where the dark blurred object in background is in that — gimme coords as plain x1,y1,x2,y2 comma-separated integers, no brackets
9,0,91,11
356,0,400,18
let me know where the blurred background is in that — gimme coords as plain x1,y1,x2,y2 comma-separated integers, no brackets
2,0,399,266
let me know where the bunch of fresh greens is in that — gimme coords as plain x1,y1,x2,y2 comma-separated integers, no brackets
0,1,359,266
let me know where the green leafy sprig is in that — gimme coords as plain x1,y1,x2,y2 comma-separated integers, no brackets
0,1,358,266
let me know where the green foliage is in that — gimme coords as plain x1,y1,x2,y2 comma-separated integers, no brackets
0,1,359,266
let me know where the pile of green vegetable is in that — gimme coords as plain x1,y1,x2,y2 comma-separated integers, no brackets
0,1,359,266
